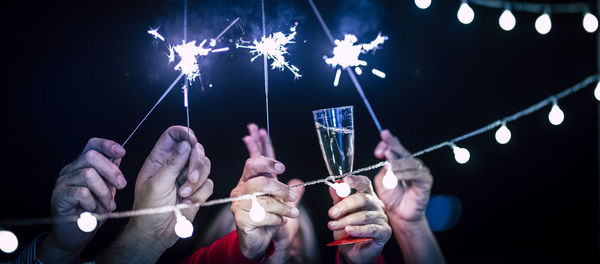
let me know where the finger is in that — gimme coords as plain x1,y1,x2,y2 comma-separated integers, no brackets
181,179,214,219
241,157,285,182
328,192,374,219
373,167,404,198
243,136,262,157
328,211,386,231
247,123,264,155
237,196,299,218
258,128,275,158
343,175,374,194
374,141,388,159
61,187,98,213
286,179,304,207
328,186,341,205
381,129,410,157
344,224,391,242
141,126,197,180
71,150,127,189
82,138,126,160
244,177,296,203
390,159,432,185
62,168,116,211
236,210,287,227
179,144,211,198
152,141,192,188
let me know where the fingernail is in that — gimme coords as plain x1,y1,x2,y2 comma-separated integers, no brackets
181,186,192,196
117,176,127,189
112,145,125,155
346,226,354,233
291,207,299,217
274,162,285,172
329,221,340,229
375,149,383,156
330,207,340,217
178,141,191,154
190,170,199,183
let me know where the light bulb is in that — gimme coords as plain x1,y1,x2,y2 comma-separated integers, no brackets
535,13,552,35
499,9,516,31
382,163,398,190
249,196,266,222
548,103,564,125
415,0,431,9
457,3,474,25
333,182,351,198
594,82,600,101
77,212,98,233
174,215,194,238
495,123,512,144
0,230,18,254
452,145,470,164
583,12,599,33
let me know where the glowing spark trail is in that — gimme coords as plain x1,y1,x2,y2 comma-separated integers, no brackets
169,40,211,82
237,26,302,78
324,33,388,76
147,27,165,41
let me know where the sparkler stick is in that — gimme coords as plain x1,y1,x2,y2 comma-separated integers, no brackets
308,0,383,132
261,0,271,158
213,17,240,43
121,73,185,147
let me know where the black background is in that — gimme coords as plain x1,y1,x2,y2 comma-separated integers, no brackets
0,0,598,263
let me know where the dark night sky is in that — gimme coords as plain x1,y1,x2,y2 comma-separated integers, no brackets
0,0,598,263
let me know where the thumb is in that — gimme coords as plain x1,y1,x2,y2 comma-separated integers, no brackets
153,141,192,188
373,167,387,196
287,179,304,207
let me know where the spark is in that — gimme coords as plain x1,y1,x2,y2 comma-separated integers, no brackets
372,68,386,78
354,67,362,75
147,27,165,41
324,33,388,69
211,47,229,53
333,68,341,87
237,26,301,78
169,40,212,82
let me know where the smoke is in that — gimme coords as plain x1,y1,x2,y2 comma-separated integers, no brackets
335,0,385,39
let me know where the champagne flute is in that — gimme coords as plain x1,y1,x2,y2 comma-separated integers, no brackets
312,106,372,246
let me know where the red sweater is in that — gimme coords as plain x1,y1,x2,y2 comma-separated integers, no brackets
182,230,275,264
182,230,386,264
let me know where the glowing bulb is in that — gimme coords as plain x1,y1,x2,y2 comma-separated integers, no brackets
0,230,18,254
583,13,599,33
457,3,474,25
174,215,194,238
495,123,511,144
249,196,266,222
548,103,564,125
594,82,600,101
499,9,516,31
77,212,98,233
415,0,431,9
535,13,552,35
382,163,398,190
333,182,351,198
452,145,470,164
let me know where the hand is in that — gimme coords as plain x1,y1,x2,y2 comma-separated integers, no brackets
243,123,275,159
269,179,305,263
328,176,392,264
373,130,433,224
230,156,298,260
49,138,126,252
122,126,213,255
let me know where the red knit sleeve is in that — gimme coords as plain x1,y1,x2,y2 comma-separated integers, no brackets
182,230,276,264
335,249,387,264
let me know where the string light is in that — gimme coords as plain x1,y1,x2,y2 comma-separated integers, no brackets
325,180,352,198
535,12,552,35
495,122,512,144
548,98,564,126
382,162,398,190
499,8,516,31
77,212,98,233
451,144,471,164
249,195,266,222
457,2,475,25
594,82,600,101
0,230,18,254
415,0,431,10
583,12,599,33
173,209,194,238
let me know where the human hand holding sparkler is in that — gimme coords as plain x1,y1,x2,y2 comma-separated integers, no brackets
328,175,391,264
97,126,213,263
373,130,446,264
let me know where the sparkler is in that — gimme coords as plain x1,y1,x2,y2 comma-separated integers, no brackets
236,25,302,78
147,27,165,41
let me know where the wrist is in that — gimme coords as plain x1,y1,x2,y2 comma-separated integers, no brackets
99,221,168,263
390,217,431,238
38,232,81,264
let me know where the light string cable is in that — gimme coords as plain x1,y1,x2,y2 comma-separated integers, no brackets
308,0,383,132
468,0,593,14
1,74,597,228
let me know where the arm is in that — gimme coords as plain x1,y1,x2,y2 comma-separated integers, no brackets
96,126,214,263
373,129,445,264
